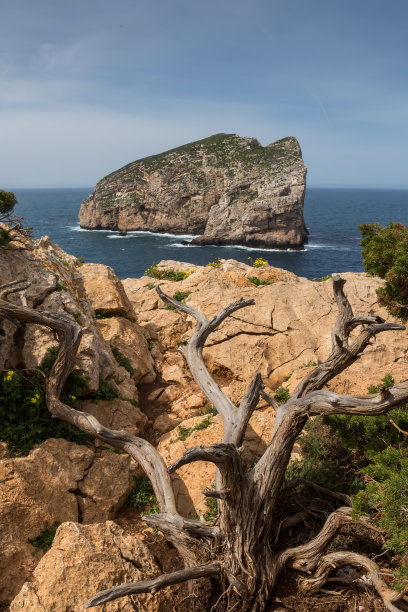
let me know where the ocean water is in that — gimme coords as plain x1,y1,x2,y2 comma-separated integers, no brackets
10,187,408,280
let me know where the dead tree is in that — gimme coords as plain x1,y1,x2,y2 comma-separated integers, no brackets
1,276,408,612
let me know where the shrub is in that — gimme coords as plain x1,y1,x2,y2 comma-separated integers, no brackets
0,190,17,215
145,263,194,281
0,228,11,246
359,222,408,321
173,290,192,302
124,475,156,508
0,368,89,456
312,274,331,282
274,386,290,404
248,276,272,287
169,416,213,444
87,375,119,401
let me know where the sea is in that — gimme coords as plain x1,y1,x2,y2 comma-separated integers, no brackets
10,187,408,280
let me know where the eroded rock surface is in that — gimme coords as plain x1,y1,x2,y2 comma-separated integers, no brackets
10,521,172,611
79,133,307,249
0,439,138,604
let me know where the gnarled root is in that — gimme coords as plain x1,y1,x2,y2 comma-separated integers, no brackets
300,551,405,612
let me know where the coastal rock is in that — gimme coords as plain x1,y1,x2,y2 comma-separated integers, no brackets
123,260,408,402
79,133,307,249
80,262,134,316
0,439,138,604
0,234,118,392
10,521,172,612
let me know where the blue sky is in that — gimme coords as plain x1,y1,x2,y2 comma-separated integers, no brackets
1,0,407,188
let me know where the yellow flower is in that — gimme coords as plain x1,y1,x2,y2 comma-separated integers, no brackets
30,394,40,404
3,369,14,382
69,395,76,401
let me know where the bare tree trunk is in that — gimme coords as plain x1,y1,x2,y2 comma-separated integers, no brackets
1,276,408,612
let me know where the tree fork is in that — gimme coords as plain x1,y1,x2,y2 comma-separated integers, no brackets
1,277,407,611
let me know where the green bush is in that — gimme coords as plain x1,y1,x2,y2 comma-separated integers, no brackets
359,222,408,321
286,417,361,494
352,447,408,555
274,386,290,404
248,276,272,287
87,375,118,401
145,263,194,281
124,475,156,508
0,228,11,246
173,290,192,302
0,368,89,456
0,190,17,215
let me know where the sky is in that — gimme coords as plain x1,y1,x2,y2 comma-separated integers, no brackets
1,0,407,188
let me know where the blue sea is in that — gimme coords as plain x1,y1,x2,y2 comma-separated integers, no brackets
10,187,408,280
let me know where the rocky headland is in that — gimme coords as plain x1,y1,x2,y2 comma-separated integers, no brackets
1,233,407,610
78,133,308,249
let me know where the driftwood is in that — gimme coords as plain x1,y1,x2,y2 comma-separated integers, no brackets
1,275,408,611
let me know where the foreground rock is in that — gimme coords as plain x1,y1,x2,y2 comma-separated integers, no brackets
0,439,139,604
10,521,172,611
123,259,408,404
79,133,307,249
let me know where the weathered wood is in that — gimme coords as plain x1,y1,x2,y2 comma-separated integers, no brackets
2,277,407,612
84,563,222,608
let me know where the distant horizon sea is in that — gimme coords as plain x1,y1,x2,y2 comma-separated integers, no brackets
10,187,408,280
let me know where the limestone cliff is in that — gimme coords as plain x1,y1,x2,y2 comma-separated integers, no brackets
78,133,308,249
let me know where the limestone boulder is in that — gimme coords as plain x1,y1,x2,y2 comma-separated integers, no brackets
123,262,408,397
97,316,156,383
10,521,172,611
77,398,147,437
0,439,138,604
80,262,134,316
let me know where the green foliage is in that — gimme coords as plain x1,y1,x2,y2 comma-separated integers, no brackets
324,375,408,457
59,259,69,267
166,304,177,311
28,522,60,553
274,386,290,404
173,290,192,302
0,190,17,215
367,373,395,394
110,346,134,375
199,404,218,416
391,564,408,593
124,475,156,508
88,375,118,401
286,417,361,494
95,309,114,320
359,222,408,321
55,281,67,292
352,447,408,555
204,489,218,522
248,276,272,287
169,416,212,444
145,263,194,281
147,283,156,290
0,368,89,456
0,228,11,246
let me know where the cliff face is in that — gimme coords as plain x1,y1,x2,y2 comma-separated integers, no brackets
79,134,308,249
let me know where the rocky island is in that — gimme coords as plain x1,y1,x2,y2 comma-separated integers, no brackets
78,133,308,249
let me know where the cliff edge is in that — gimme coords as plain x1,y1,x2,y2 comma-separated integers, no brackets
78,133,308,249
